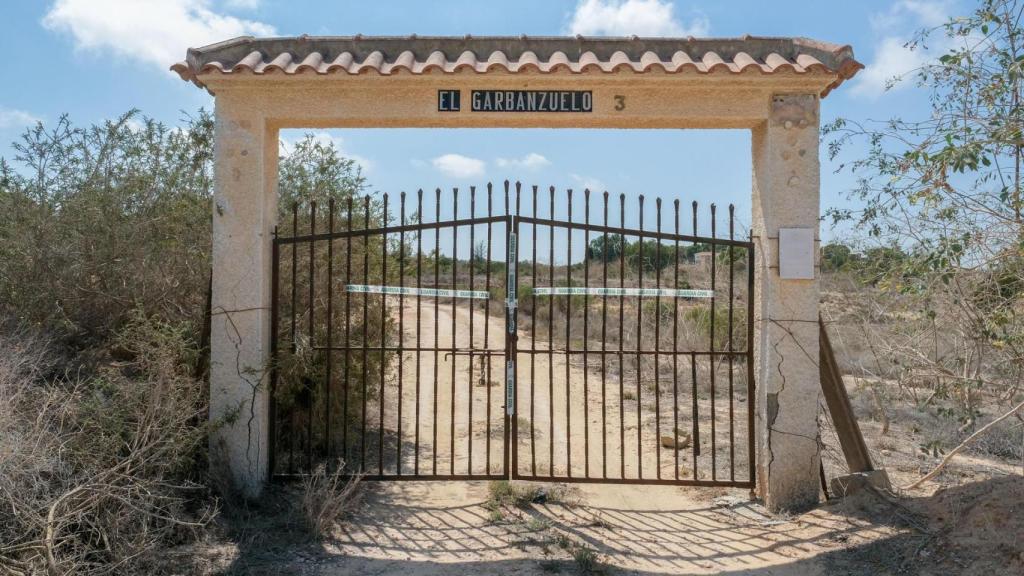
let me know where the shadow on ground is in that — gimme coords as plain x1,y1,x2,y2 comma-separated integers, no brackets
206,475,1022,576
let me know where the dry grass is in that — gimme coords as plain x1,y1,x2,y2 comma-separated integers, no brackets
0,317,214,576
300,460,363,540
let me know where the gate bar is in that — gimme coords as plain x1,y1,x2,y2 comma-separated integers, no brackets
514,217,753,249
415,190,423,474
565,188,573,478
275,215,509,244
672,199,681,481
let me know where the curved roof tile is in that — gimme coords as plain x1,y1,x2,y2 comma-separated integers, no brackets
172,35,862,97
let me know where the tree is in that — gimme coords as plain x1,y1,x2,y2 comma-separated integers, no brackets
826,0,1024,421
0,110,213,340
821,242,853,272
586,234,624,262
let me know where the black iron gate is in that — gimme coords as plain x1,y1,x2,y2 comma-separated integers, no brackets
270,182,755,488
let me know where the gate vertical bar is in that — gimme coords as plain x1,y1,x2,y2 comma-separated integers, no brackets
672,200,681,480
432,189,441,475
289,203,297,474
709,203,717,481
636,195,644,479
747,234,756,486
565,188,573,478
690,202,701,462
484,183,493,474
343,199,353,464
269,227,279,478
415,190,423,474
468,187,476,475
618,193,626,479
728,204,736,482
690,353,699,478
548,186,555,476
397,193,406,475
378,194,388,476
513,183,521,476
449,188,458,476
601,191,609,480
325,200,334,463
654,198,662,479
307,201,315,470
582,188,591,479
361,197,370,471
530,185,538,477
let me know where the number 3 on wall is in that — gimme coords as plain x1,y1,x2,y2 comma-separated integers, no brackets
614,95,625,111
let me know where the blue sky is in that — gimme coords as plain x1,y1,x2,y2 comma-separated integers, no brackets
0,0,961,241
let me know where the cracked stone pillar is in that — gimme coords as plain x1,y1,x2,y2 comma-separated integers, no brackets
751,94,822,512
209,93,278,497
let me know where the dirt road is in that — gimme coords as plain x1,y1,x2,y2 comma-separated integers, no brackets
374,297,750,483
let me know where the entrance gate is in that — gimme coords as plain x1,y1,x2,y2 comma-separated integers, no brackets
270,182,755,488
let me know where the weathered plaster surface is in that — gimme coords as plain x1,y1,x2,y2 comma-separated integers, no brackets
209,94,278,497
751,93,822,511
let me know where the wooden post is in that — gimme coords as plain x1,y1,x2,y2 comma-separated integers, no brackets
819,314,874,473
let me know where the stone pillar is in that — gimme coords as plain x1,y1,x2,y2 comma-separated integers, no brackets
209,94,278,497
751,94,822,512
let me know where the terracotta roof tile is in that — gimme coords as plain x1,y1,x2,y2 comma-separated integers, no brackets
171,35,862,97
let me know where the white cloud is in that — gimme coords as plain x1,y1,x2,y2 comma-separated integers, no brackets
854,1,949,97
566,0,709,37
570,173,605,191
896,0,949,26
495,153,551,171
42,0,275,70
0,107,42,129
851,37,930,97
122,117,147,133
280,131,374,173
432,154,486,179
870,0,949,30
223,0,261,9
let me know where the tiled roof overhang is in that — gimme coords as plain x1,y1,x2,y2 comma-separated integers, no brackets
172,35,862,98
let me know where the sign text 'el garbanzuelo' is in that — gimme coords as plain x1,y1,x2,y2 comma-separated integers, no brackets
438,90,592,113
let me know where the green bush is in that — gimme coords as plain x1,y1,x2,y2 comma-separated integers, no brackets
0,110,213,343
684,305,747,350
0,110,384,572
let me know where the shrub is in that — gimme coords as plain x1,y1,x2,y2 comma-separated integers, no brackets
0,315,212,575
0,110,379,573
0,111,213,344
300,460,362,540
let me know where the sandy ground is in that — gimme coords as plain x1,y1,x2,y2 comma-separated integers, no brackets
195,477,956,576
318,481,894,575
194,299,1022,575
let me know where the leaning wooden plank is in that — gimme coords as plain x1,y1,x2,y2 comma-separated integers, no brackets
819,314,875,473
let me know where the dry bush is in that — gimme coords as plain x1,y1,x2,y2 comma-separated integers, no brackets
0,315,213,576
300,460,362,540
0,111,213,344
822,0,1024,476
0,111,377,572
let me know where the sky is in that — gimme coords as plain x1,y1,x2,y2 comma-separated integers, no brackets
0,0,963,242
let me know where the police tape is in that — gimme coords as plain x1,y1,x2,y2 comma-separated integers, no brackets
345,284,491,299
531,287,713,298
